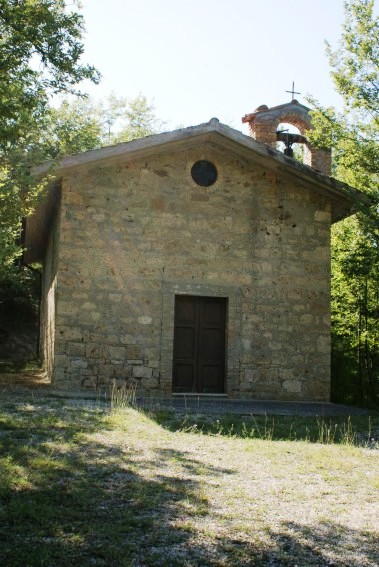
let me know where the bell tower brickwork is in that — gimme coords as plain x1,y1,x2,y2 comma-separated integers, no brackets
242,100,332,176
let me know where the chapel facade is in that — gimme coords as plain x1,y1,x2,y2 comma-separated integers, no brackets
25,100,357,400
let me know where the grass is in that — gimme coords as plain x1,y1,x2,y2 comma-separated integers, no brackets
152,410,378,446
0,392,378,566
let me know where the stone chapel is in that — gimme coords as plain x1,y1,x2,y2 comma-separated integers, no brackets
25,100,360,400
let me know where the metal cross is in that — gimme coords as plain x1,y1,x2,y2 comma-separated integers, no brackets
285,81,301,101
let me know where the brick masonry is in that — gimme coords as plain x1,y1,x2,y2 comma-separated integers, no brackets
242,100,332,176
40,140,333,401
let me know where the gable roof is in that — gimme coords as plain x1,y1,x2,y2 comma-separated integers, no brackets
25,119,366,264
32,118,361,220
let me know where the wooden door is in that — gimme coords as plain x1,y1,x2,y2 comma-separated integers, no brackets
172,295,226,393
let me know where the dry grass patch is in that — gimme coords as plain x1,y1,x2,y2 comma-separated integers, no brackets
0,393,378,566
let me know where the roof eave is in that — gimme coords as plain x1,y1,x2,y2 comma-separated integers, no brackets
31,118,364,223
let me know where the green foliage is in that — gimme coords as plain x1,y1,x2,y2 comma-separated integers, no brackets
331,218,379,405
308,0,379,209
43,92,165,158
115,93,165,142
0,0,99,130
308,1,379,407
0,0,99,272
98,92,165,145
0,150,50,274
0,266,40,326
0,2,163,344
328,0,379,115
43,97,103,158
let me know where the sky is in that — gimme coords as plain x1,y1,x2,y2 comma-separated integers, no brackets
79,0,349,133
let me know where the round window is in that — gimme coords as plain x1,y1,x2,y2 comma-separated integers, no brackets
191,160,218,187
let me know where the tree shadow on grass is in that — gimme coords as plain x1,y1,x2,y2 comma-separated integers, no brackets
267,520,379,566
153,447,236,476
204,520,379,566
0,398,233,566
1,398,377,566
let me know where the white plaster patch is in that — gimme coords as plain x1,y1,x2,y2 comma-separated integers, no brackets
138,316,152,325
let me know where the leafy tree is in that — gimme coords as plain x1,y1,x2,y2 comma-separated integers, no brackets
308,0,379,406
0,0,99,274
331,218,378,405
0,2,165,358
41,92,165,159
0,0,100,344
0,0,99,132
42,97,103,159
98,92,166,145
308,0,379,228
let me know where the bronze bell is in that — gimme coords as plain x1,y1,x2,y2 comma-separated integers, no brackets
276,130,307,159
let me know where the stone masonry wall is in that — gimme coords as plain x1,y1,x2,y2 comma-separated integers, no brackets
50,143,332,400
40,203,60,376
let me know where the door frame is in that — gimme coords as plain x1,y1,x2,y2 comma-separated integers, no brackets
159,282,242,396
